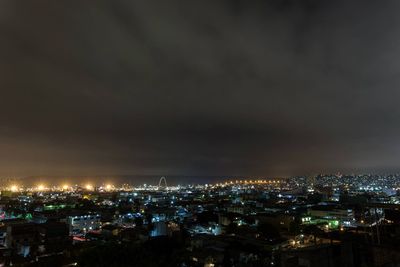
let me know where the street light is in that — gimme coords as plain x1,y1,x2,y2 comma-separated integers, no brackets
10,185,18,192
85,184,93,191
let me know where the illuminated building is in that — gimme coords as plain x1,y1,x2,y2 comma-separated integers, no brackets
67,214,101,235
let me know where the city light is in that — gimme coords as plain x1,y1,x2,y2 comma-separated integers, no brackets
37,184,45,191
0,174,397,265
105,184,113,190
85,184,93,191
3,2,400,265
10,185,18,192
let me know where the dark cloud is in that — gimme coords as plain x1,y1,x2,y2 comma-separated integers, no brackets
1,0,400,178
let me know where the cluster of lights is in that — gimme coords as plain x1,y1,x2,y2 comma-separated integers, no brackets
10,185,19,192
85,184,93,191
37,184,45,191
105,184,112,190
5,183,116,192
215,179,282,186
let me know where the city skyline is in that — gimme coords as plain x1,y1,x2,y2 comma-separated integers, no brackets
2,1,400,266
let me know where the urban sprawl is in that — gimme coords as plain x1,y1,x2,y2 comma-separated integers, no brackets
0,174,399,266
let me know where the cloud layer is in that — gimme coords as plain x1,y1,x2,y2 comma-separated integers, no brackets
1,0,400,177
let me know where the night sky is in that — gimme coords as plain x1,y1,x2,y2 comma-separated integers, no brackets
1,0,400,178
